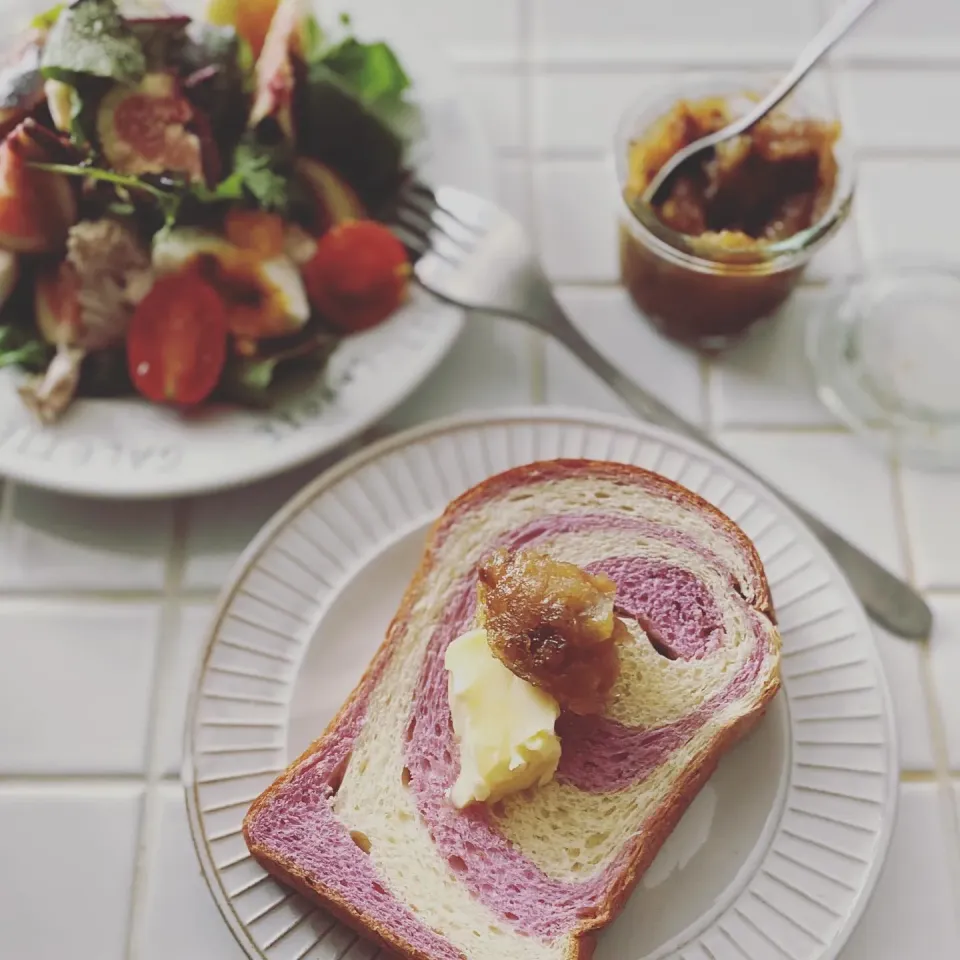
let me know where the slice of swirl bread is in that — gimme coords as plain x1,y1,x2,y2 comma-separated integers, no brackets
244,460,782,960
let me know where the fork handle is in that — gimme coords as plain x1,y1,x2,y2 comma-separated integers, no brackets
538,298,931,641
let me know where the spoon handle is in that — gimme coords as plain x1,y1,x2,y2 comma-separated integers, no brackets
727,0,880,139
642,0,880,204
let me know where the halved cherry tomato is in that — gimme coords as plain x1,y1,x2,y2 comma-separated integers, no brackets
127,271,228,406
301,220,410,334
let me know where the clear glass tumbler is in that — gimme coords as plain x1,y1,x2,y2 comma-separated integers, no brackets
808,262,960,471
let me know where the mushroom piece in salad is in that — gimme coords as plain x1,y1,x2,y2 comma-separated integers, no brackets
0,0,416,423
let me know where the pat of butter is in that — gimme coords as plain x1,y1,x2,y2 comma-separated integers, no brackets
444,628,561,809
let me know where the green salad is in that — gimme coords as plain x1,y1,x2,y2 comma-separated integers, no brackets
0,0,416,422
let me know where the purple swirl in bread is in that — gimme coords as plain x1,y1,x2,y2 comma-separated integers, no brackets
244,460,782,960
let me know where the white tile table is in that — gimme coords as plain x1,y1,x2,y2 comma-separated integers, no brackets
1,1,960,958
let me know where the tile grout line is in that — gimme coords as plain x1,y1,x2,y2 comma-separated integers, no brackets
496,145,960,164
0,772,180,788
458,52,960,72
0,480,13,532
518,0,546,407
540,275,842,292
889,461,960,911
123,498,189,960
0,586,221,603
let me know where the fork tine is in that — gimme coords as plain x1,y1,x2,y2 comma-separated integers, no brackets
388,178,494,275
405,177,437,205
392,189,478,265
433,186,492,234
391,207,464,268
391,223,428,261
400,179,487,239
431,206,480,252
395,202,433,242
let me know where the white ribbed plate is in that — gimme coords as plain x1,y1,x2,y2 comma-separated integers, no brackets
184,408,898,960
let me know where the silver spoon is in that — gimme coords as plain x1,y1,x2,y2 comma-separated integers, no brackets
642,0,881,206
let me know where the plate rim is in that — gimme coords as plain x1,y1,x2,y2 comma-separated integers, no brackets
182,404,901,960
0,312,464,500
0,65,493,500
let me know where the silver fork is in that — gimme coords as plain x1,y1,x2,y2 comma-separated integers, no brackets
390,182,931,642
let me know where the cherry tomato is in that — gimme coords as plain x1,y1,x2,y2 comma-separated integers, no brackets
301,220,410,334
127,271,228,406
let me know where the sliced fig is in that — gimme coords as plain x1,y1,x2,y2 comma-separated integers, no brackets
97,72,207,183
248,0,305,141
0,119,78,254
295,157,366,235
0,30,47,141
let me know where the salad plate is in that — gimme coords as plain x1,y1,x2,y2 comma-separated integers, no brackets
183,408,898,960
0,1,492,498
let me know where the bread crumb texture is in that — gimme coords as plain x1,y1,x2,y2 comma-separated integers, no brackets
249,464,780,960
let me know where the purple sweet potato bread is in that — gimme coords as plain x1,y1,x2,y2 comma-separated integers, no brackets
244,460,782,960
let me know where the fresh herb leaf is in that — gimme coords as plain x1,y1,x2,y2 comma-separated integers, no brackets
41,0,146,86
318,37,410,108
30,4,65,31
28,160,182,222
190,170,245,204
0,326,51,373
228,140,294,213
185,139,296,214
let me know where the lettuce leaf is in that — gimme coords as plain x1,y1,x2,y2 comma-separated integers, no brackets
217,326,339,406
318,37,410,108
30,4,65,31
298,64,404,215
40,0,146,85
302,13,410,110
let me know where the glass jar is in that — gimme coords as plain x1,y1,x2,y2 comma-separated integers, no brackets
614,75,856,353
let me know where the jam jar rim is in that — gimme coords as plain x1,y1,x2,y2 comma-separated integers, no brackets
614,73,857,277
